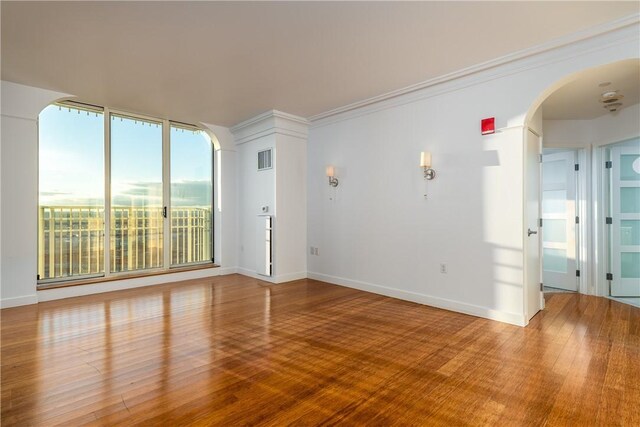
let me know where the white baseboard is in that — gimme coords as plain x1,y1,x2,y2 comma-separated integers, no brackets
308,272,526,327
274,271,307,283
217,267,238,276
38,267,233,303
237,268,274,282
1,294,38,309
236,268,307,284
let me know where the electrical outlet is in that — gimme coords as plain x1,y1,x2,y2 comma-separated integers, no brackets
440,263,447,274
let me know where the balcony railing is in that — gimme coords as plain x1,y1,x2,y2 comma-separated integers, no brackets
38,206,211,281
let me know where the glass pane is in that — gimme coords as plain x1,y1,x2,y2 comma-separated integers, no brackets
620,154,640,181
543,219,566,243
38,104,105,280
621,253,640,278
621,188,640,213
621,220,640,246
543,248,567,273
543,159,566,186
542,190,566,214
110,114,163,273
170,125,213,266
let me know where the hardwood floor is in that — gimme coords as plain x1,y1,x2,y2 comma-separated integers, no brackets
1,274,639,426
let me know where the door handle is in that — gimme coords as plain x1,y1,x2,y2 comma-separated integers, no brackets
528,228,538,236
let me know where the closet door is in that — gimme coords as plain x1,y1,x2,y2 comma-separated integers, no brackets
611,146,640,297
541,151,577,291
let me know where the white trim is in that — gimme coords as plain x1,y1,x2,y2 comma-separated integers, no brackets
216,266,238,275
37,267,230,302
310,14,639,125
1,294,38,309
231,110,309,145
231,110,309,133
236,268,307,284
308,272,526,327
607,296,640,309
577,147,592,295
235,127,308,145
274,271,307,283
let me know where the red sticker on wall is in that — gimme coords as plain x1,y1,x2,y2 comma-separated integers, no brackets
481,117,495,135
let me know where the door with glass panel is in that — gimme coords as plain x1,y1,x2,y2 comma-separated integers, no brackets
541,151,577,291
38,102,214,285
110,114,164,273
610,144,640,297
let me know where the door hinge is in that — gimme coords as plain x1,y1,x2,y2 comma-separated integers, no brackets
575,216,579,224
539,154,543,163
605,161,612,169
539,218,543,227
576,270,580,277
162,206,167,218
540,283,544,291
606,217,613,225
574,164,579,171
37,274,40,281
606,273,613,281
211,257,215,263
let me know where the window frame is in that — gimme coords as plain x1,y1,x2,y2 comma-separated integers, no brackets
37,101,215,286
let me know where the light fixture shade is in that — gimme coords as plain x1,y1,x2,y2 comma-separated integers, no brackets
326,165,335,177
420,152,431,168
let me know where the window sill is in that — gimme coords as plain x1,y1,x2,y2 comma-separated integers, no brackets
37,263,219,290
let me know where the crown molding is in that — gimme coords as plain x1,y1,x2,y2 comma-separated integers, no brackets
309,13,640,125
231,109,309,145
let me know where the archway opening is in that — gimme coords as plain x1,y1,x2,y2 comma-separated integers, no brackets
525,59,640,307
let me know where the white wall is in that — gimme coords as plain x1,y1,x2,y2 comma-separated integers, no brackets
0,82,239,307
237,133,276,274
274,134,307,281
1,82,68,307
544,102,640,148
232,111,308,283
201,123,238,269
307,22,639,326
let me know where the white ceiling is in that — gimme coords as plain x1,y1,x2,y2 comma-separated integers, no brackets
542,59,640,120
2,2,638,127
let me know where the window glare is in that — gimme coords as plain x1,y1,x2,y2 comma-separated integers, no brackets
38,103,214,281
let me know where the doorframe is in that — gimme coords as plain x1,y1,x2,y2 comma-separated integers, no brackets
524,126,543,322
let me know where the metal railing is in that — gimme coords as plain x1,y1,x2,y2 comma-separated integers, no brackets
38,206,211,280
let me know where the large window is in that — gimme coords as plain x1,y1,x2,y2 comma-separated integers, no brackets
38,102,214,283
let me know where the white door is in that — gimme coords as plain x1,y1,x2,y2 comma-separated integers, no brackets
541,151,577,291
610,145,640,297
525,129,542,321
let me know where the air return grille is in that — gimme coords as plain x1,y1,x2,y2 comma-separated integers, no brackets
258,148,272,171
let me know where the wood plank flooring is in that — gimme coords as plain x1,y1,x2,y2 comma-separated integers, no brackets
1,274,639,426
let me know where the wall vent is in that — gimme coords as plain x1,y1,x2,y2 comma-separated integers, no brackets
257,149,273,171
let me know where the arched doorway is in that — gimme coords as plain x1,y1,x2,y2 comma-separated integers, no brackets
524,59,640,312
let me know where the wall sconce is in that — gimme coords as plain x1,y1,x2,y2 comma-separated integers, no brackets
420,152,436,180
326,165,339,187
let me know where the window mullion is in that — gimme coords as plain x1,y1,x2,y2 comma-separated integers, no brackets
104,108,112,277
162,119,171,269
